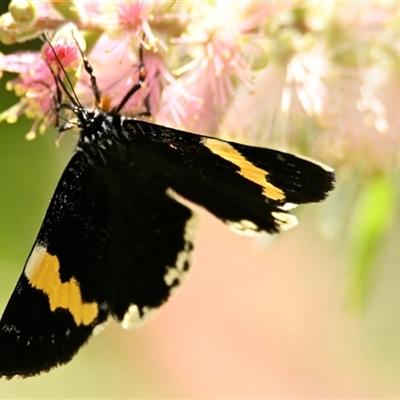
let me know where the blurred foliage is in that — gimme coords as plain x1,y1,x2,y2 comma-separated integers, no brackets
346,174,398,312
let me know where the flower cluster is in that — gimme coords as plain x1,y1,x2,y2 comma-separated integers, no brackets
1,0,400,309
1,1,399,172
0,1,269,140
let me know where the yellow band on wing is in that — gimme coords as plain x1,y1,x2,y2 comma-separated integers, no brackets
202,138,285,201
24,245,98,326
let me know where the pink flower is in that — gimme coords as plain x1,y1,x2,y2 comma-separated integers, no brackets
0,51,56,138
103,1,174,51
163,3,259,134
42,36,81,74
0,28,87,138
0,0,398,175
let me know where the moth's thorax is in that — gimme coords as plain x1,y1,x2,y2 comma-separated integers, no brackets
75,108,130,163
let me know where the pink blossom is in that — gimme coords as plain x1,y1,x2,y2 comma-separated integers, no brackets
102,1,173,51
0,51,56,137
42,36,81,74
0,0,399,174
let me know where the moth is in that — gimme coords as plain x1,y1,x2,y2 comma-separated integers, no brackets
0,35,335,378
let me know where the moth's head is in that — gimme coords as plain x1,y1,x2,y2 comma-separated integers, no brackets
41,31,93,135
42,28,148,141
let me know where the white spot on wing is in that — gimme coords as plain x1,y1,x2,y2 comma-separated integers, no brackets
271,211,298,230
122,304,158,329
226,219,261,236
278,202,298,211
164,211,199,294
24,244,45,278
93,317,111,336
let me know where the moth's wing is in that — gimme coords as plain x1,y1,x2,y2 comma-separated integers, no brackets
100,161,198,327
127,120,335,234
0,153,110,378
0,149,197,378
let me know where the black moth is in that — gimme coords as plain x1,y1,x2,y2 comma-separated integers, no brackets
0,35,335,378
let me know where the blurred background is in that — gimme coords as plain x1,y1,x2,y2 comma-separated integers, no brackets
1,1,400,398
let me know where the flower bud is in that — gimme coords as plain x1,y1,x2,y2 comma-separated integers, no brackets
0,13,18,44
8,0,37,27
